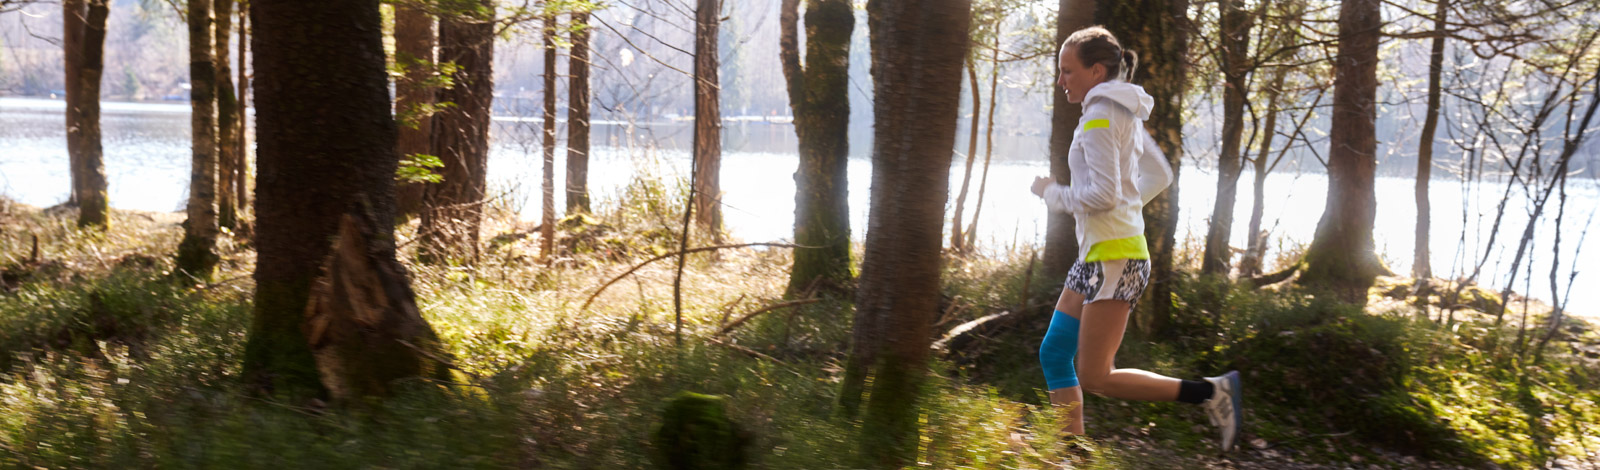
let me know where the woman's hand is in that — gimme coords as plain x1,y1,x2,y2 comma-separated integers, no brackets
1031,176,1054,197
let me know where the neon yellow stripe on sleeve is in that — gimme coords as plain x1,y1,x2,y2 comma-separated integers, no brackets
1082,118,1111,131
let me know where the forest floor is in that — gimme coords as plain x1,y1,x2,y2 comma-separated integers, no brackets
1,183,1598,469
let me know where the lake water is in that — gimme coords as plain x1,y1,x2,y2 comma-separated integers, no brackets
3,97,1595,317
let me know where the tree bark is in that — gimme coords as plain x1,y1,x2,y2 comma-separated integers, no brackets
780,0,853,297
419,2,494,264
693,0,723,240
304,212,452,402
1044,0,1093,281
843,1,970,466
216,0,239,231
244,0,423,399
176,0,220,280
394,3,436,220
66,0,110,229
1297,0,1384,303
1414,0,1447,281
1098,0,1188,336
541,12,558,260
1201,0,1253,276
566,10,592,214
950,60,980,253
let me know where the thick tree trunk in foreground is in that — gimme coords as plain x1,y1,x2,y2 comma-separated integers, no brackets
1099,0,1188,336
541,13,558,260
839,1,970,466
693,0,723,240
176,0,220,280
1298,0,1384,303
419,3,493,264
216,0,240,231
780,0,853,296
566,11,592,214
1044,0,1093,280
65,0,110,229
1201,0,1252,276
394,3,436,219
1414,0,1448,281
244,0,426,398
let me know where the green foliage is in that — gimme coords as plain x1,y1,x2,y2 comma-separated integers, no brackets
396,153,445,183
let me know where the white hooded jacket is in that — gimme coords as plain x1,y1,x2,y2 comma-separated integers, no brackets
1041,80,1174,260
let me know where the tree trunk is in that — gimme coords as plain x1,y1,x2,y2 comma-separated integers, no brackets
844,1,970,466
235,3,250,223
1044,0,1093,281
566,10,592,214
176,0,220,280
394,3,436,220
541,12,558,260
304,212,452,402
419,3,494,264
1297,0,1383,303
963,45,1001,249
1238,70,1282,278
693,0,723,240
244,0,431,400
1098,0,1188,336
780,0,853,297
216,0,239,231
950,60,980,252
66,0,110,229
1414,0,1447,281
64,0,83,208
1201,0,1252,276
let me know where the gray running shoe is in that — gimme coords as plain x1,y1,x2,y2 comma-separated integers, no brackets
1202,370,1243,452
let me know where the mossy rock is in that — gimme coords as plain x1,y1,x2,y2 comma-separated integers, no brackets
651,391,748,470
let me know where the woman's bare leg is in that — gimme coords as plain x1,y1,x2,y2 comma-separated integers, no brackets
1047,287,1087,435
1075,299,1181,401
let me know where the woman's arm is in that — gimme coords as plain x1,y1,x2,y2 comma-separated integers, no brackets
1135,130,1173,205
1041,109,1125,214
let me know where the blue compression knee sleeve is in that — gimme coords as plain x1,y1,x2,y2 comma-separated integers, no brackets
1040,310,1081,390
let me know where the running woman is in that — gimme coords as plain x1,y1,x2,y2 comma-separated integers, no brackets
1029,26,1244,452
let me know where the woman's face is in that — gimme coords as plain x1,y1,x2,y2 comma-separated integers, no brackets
1057,45,1105,104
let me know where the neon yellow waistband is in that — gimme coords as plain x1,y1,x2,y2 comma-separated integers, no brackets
1084,235,1150,262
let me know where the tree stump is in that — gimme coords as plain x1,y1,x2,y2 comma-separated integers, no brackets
304,212,451,402
652,392,748,470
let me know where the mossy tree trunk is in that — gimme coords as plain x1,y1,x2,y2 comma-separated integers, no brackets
419,1,493,264
1414,0,1447,281
1098,0,1188,337
1297,0,1384,304
779,0,853,297
540,12,558,260
243,0,415,399
1043,0,1093,281
693,0,723,241
566,10,592,214
842,0,969,466
1201,0,1252,276
394,2,436,220
65,0,110,229
216,0,240,231
177,0,220,281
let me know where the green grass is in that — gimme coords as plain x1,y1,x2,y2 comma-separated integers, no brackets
1,189,1597,469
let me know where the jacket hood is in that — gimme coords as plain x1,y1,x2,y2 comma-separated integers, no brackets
1084,81,1154,120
